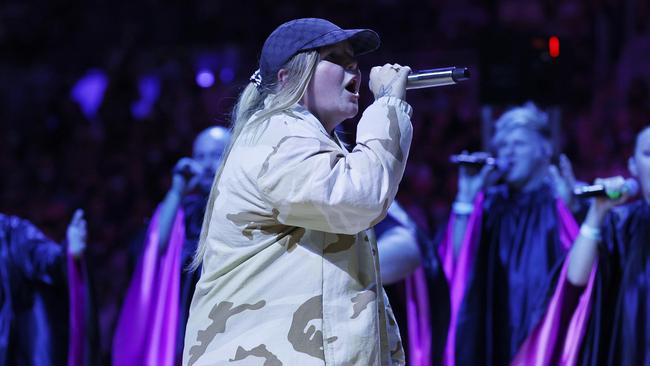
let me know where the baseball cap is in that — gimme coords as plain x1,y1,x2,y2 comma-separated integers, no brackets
258,18,380,88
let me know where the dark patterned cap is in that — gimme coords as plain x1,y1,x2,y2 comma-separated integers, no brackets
258,18,380,88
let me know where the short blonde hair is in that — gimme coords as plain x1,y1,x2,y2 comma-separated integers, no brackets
492,102,551,147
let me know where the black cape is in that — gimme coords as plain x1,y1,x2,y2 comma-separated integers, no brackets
578,200,650,366
455,184,569,366
176,190,208,359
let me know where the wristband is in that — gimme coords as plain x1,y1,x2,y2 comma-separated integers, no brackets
579,224,602,241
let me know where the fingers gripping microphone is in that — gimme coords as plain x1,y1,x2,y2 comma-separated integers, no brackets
406,67,470,90
573,178,639,199
173,165,198,182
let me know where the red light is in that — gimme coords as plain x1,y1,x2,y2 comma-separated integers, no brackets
549,36,560,58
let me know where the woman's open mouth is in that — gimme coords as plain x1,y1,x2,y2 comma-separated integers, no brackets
344,78,359,95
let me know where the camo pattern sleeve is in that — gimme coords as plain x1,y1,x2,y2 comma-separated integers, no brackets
257,96,413,235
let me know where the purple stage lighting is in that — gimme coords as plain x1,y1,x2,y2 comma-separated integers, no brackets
196,70,215,88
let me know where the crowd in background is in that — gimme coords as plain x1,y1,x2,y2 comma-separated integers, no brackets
1,0,649,362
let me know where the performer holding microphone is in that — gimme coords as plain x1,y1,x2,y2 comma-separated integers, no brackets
567,126,649,365
181,18,415,365
113,127,230,366
517,126,650,365
438,102,581,366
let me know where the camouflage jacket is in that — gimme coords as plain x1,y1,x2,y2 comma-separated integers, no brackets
183,96,413,366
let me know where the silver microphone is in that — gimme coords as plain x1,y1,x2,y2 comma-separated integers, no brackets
406,67,470,90
449,154,496,167
573,178,639,199
450,153,509,172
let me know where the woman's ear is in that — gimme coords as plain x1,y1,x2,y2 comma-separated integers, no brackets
629,156,639,177
277,68,289,85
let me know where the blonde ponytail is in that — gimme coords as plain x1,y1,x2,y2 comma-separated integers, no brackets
188,50,320,271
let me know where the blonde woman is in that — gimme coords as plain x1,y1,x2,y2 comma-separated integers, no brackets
183,18,413,366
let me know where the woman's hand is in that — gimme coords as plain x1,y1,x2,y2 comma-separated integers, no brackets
455,151,494,204
584,176,631,226
549,154,578,209
171,157,204,195
369,63,411,101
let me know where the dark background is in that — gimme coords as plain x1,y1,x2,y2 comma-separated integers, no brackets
1,0,649,362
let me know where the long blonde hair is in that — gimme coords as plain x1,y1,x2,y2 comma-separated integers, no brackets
188,50,320,271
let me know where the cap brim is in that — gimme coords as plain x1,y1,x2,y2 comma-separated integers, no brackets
345,29,381,55
302,28,380,56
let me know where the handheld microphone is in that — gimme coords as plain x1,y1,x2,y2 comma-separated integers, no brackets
173,165,199,181
450,153,496,167
406,67,470,90
573,178,639,199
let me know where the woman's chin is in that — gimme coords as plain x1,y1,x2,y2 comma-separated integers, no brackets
343,104,359,119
